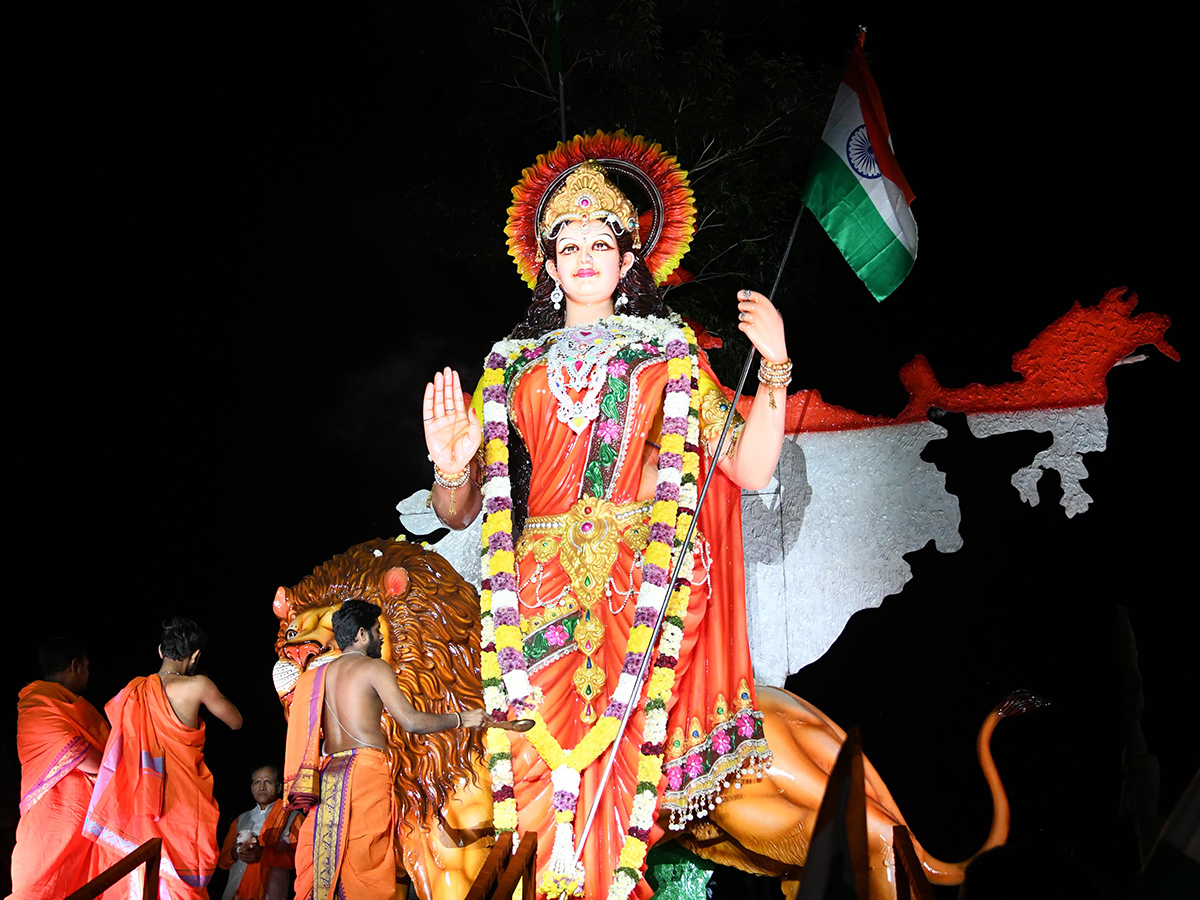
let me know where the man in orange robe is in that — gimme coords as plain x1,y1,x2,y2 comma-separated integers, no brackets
216,766,302,900
9,637,110,900
285,599,494,900
84,617,243,900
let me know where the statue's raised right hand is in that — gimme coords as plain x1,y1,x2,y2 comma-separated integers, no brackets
423,368,481,474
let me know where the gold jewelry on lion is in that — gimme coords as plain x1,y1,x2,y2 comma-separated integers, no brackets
757,357,793,410
540,161,641,248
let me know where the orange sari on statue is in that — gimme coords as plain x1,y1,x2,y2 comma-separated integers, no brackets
9,681,110,900
497,335,768,900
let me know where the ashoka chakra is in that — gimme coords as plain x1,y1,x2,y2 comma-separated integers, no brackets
846,125,881,179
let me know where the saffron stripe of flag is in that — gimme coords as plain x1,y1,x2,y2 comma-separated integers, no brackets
803,31,917,301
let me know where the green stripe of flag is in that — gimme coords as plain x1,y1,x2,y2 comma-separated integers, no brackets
804,143,914,301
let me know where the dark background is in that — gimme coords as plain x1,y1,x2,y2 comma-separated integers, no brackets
6,3,1192,898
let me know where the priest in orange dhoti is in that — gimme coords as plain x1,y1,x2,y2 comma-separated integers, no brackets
285,599,514,900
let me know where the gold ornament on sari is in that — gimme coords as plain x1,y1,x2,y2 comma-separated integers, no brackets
517,496,652,722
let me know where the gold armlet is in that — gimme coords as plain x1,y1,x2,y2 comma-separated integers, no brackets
698,389,745,459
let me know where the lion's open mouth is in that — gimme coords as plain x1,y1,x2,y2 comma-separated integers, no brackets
271,658,301,700
273,646,343,701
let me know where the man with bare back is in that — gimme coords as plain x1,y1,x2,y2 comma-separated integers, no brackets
85,617,242,899
285,598,496,900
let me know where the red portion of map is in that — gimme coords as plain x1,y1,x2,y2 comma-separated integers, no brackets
733,288,1179,433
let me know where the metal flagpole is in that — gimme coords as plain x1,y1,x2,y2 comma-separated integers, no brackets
573,199,808,859
553,0,566,141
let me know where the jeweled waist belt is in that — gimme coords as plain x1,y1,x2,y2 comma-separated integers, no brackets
518,495,653,723
519,496,652,555
517,495,652,610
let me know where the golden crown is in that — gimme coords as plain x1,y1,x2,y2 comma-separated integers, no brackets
507,132,695,288
539,161,641,247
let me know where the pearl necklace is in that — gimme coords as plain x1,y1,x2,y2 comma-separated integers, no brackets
543,322,627,434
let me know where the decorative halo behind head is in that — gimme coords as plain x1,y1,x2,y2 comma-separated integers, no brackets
506,131,696,289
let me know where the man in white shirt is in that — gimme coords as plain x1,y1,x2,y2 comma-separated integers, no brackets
217,766,302,900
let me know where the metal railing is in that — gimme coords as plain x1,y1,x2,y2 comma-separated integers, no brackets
65,837,161,900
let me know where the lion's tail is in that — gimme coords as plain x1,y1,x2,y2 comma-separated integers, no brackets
912,690,1049,885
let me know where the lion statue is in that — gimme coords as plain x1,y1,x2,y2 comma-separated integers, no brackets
272,538,493,900
273,538,1033,900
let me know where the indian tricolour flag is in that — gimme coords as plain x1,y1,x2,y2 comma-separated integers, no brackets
803,30,917,301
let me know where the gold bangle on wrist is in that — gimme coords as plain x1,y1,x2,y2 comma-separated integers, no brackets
433,464,470,488
433,464,470,515
757,357,793,409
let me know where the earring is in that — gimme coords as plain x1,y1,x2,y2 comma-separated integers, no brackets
616,292,629,310
550,282,564,310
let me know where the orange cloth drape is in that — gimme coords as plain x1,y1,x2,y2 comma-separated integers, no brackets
8,680,110,900
283,666,327,812
293,748,397,900
84,675,218,900
508,353,758,900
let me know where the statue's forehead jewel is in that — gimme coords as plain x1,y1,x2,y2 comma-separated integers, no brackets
539,160,641,247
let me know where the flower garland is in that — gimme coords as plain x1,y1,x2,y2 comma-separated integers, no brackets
477,315,703,900
608,328,701,900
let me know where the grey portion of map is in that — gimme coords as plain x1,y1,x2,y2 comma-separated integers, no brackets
966,404,1108,518
396,490,483,586
743,422,963,686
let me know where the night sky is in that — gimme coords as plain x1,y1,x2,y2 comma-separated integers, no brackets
7,4,1193,898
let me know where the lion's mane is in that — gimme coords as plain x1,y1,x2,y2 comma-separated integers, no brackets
276,538,484,830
